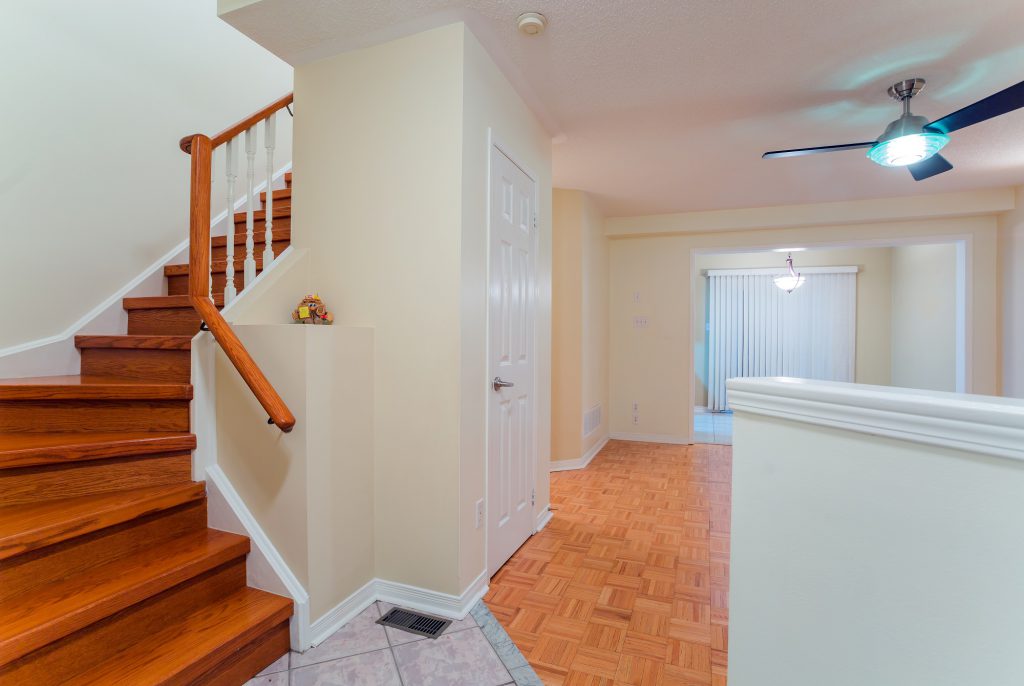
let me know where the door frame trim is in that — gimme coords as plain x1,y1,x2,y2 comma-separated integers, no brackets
484,129,541,577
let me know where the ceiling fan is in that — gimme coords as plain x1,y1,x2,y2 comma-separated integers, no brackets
763,77,1024,180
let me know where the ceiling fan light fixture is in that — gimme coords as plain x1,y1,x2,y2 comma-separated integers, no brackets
867,131,949,167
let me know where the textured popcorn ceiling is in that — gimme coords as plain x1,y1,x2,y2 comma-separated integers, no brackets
221,0,1024,216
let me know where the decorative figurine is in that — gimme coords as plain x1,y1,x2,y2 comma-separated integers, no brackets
292,293,334,325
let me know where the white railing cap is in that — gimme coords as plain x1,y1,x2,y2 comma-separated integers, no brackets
726,377,1024,462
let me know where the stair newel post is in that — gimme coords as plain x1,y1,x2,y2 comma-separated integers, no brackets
262,113,276,269
243,126,257,287
188,135,213,303
223,139,238,304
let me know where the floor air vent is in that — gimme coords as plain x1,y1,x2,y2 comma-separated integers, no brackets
377,607,451,639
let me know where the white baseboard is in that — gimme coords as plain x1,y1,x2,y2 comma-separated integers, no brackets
376,569,488,621
302,570,490,651
308,579,377,647
609,432,692,445
204,465,311,650
535,507,553,532
550,435,609,472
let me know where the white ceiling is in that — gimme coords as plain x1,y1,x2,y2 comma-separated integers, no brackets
222,0,1024,217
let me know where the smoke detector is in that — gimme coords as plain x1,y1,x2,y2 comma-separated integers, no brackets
517,12,547,36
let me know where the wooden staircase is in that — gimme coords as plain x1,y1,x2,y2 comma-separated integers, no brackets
0,174,295,685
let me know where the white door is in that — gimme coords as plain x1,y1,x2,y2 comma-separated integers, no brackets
487,145,537,575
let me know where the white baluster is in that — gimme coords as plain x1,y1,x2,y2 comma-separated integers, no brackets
223,139,238,304
243,126,257,286
263,114,276,268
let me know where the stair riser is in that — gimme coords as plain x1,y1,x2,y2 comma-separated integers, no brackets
0,560,247,684
166,271,261,297
233,216,291,231
0,453,191,507
0,400,190,433
127,308,202,336
80,349,191,384
211,238,291,262
0,501,207,601
191,619,290,686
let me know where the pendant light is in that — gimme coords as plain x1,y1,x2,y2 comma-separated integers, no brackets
774,253,805,293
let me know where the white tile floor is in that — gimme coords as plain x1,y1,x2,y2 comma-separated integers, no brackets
246,601,540,686
694,408,733,444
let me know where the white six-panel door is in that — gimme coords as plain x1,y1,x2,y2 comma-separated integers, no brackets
487,144,537,575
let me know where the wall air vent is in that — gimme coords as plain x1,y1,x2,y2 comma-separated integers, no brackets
377,607,452,639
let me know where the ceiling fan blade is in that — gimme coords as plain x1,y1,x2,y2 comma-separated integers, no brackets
762,141,876,159
926,79,1024,134
908,154,953,181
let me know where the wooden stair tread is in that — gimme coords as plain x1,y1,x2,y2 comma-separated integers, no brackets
0,483,205,561
0,376,192,401
0,432,196,470
75,335,192,351
123,294,224,309
284,171,292,184
0,529,249,664
212,228,291,248
66,587,292,686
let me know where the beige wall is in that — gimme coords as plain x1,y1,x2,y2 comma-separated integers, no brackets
293,23,552,597
890,244,958,392
609,201,1000,443
1,0,292,350
998,186,1024,398
581,192,611,456
551,189,609,463
215,324,375,621
552,190,584,462
295,25,464,595
693,247,893,406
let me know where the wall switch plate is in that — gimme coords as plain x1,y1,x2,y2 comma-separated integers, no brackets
475,499,484,529
633,291,641,304
632,316,648,329
632,401,639,413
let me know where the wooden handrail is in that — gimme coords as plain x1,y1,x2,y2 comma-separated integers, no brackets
180,93,293,153
183,106,296,432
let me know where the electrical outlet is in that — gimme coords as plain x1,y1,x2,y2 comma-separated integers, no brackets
633,414,639,425
633,291,641,304
632,401,639,413
475,499,484,529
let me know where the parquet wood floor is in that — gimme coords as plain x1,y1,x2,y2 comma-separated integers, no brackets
485,440,731,686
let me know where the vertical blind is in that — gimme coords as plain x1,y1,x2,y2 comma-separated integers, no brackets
707,269,858,411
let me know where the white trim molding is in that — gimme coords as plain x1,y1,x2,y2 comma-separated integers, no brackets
535,507,553,533
204,465,312,650
727,377,1024,461
609,432,692,445
308,579,377,647
550,435,609,472
703,265,859,276
376,569,488,622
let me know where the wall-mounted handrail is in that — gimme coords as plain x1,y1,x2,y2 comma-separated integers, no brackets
181,93,295,433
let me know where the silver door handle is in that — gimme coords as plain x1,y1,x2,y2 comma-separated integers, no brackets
493,377,514,391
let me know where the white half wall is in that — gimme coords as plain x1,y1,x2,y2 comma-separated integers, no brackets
727,378,1024,686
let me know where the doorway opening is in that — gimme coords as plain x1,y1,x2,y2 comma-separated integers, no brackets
691,240,967,444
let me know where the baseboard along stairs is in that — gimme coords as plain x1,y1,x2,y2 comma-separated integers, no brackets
0,175,296,684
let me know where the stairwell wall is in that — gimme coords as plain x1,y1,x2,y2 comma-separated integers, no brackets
1,0,292,351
